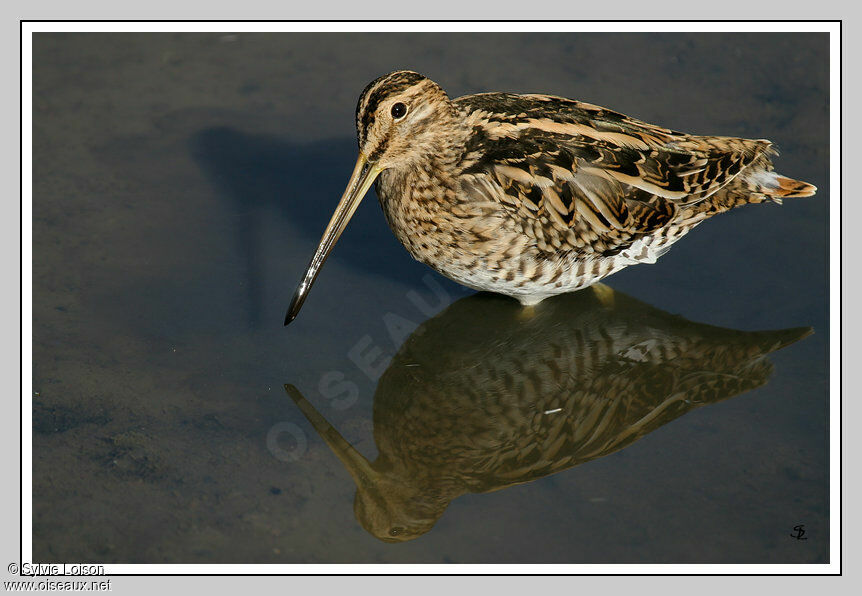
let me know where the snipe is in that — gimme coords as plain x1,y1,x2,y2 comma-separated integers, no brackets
285,71,816,324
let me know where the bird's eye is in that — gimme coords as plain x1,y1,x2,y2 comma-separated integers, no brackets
390,102,407,119
389,527,404,536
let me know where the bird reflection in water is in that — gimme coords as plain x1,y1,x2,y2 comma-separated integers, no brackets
285,285,811,543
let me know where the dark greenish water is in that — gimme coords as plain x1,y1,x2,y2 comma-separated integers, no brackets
32,32,829,564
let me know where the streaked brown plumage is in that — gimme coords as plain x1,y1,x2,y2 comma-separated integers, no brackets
285,70,816,324
285,285,812,542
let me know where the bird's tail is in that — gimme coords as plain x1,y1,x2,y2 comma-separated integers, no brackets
771,175,818,198
732,143,817,204
739,169,817,204
678,142,816,223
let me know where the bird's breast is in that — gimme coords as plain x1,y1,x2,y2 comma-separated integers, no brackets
375,168,543,294
375,166,470,253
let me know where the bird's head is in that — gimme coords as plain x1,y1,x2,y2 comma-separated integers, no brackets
285,71,456,324
354,70,456,170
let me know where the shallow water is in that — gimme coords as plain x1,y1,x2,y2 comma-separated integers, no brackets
32,32,829,564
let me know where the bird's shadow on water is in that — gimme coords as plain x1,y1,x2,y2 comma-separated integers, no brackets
189,127,436,328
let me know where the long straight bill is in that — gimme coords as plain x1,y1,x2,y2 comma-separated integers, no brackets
285,152,382,325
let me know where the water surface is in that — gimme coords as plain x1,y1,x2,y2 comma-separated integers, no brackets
32,32,828,564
